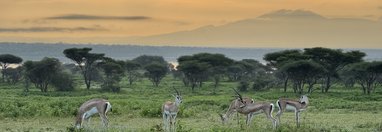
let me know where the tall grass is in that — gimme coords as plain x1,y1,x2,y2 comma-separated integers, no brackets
1,76,382,131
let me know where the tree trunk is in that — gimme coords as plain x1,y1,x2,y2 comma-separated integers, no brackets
191,83,196,92
129,78,133,85
283,77,289,92
360,83,366,94
83,67,92,90
325,76,331,92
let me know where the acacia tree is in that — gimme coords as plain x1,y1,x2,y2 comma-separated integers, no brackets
280,60,325,94
345,61,382,94
63,48,104,90
304,47,365,92
196,53,233,91
177,53,233,92
144,63,168,87
23,58,61,92
3,67,23,84
99,58,125,92
133,55,167,66
177,59,210,91
264,50,308,92
125,60,141,85
0,54,23,82
227,64,245,81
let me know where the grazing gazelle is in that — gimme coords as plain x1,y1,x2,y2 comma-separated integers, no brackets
222,88,276,128
275,95,309,127
162,88,182,132
74,98,112,129
219,97,254,124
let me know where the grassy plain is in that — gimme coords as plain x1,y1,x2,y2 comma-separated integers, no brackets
1,76,382,132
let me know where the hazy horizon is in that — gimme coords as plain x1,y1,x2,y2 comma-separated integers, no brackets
1,42,381,65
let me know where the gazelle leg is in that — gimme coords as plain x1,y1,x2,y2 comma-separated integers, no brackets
236,112,240,125
167,115,171,132
84,116,91,127
81,113,87,128
163,113,169,132
99,113,109,127
295,111,300,127
246,113,253,126
162,113,166,131
172,114,177,132
265,112,276,128
275,110,282,126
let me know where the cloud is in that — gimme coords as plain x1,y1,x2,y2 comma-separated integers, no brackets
0,27,106,32
45,14,151,21
378,6,382,10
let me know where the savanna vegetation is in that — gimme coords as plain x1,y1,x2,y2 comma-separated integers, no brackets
0,47,382,132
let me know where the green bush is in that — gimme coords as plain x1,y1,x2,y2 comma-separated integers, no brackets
51,72,74,91
237,80,249,92
140,107,161,118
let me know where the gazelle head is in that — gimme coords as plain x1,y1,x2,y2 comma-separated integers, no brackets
232,88,245,108
173,87,182,105
299,95,309,104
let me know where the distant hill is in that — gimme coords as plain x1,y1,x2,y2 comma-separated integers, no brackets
0,42,381,64
0,42,283,63
127,9,382,48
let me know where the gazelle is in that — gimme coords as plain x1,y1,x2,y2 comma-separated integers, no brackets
237,101,277,128
275,95,309,127
223,88,276,128
74,98,112,129
219,97,254,124
162,88,182,132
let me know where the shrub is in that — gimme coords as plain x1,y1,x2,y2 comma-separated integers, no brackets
51,72,74,91
140,107,161,118
237,80,249,92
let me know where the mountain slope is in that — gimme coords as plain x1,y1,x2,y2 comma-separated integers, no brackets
128,9,382,48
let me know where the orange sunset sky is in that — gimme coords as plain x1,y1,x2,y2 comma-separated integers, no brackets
1,0,382,48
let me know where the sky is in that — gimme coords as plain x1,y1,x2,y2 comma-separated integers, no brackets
1,0,382,48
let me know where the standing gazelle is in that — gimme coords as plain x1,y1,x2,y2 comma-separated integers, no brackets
75,98,112,129
222,88,276,128
275,95,309,127
162,88,182,132
237,101,277,128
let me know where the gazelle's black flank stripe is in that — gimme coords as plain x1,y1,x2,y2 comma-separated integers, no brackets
104,103,108,114
269,104,273,115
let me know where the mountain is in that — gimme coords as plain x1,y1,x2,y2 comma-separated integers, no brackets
128,9,382,48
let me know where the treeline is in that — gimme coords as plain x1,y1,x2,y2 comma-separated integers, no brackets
0,47,381,95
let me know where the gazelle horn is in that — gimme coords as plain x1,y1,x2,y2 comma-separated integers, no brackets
232,88,244,104
173,87,180,95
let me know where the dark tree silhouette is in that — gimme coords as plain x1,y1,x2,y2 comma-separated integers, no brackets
264,50,308,92
304,47,365,92
144,63,168,87
99,58,125,92
23,58,61,92
125,60,142,85
345,61,382,94
63,48,104,90
0,54,23,82
280,60,325,94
